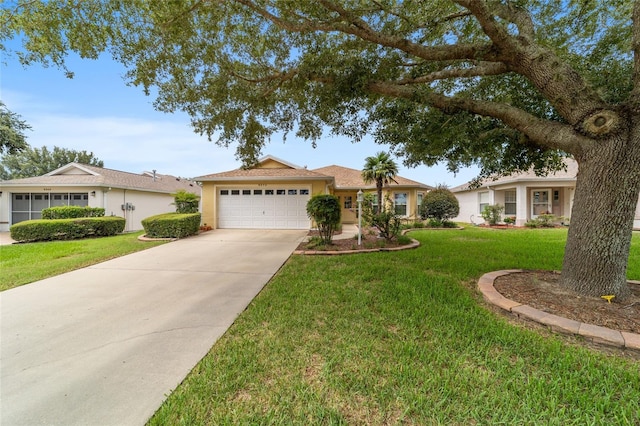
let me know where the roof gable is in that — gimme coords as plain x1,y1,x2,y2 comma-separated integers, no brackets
46,163,101,177
1,162,200,194
255,155,302,170
193,156,431,189
194,155,331,181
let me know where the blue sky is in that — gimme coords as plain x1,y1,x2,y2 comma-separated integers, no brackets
1,45,478,186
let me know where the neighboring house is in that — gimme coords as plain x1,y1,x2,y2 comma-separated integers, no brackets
194,155,433,230
0,163,201,232
451,158,640,229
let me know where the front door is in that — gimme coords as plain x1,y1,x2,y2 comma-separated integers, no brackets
531,189,551,217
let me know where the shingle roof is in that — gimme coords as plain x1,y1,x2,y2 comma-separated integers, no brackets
450,158,579,192
195,167,332,181
192,157,431,189
312,165,433,190
0,163,200,194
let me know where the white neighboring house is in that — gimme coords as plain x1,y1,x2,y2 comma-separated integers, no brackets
451,158,640,229
0,163,201,232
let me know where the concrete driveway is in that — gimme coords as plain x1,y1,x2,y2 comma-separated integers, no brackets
1,229,307,426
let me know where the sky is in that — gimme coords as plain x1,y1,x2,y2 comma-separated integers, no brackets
1,45,479,187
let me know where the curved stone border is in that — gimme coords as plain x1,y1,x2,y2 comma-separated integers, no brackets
293,238,420,255
478,270,640,352
137,234,178,242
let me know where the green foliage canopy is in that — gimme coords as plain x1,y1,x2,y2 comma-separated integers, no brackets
0,145,103,179
0,101,29,155
1,1,635,175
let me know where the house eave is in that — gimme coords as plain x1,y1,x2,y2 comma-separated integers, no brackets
196,176,334,183
452,177,577,193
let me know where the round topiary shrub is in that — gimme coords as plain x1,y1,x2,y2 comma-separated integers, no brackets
420,185,460,225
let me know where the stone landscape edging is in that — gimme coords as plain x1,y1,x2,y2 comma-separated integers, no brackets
478,270,640,353
293,238,420,255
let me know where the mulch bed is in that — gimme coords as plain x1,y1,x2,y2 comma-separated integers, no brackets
494,271,640,335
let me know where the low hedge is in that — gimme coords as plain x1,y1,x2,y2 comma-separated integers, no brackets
141,213,201,238
10,217,126,242
42,205,105,219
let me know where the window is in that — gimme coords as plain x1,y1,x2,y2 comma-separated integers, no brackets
231,190,240,195
242,189,251,195
479,191,490,213
220,190,229,195
265,189,274,195
371,194,379,213
417,192,425,216
277,189,286,195
504,190,516,215
344,196,353,209
288,189,298,195
394,193,408,216
300,189,309,195
253,189,262,195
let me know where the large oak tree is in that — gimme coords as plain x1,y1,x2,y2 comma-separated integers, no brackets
2,1,639,299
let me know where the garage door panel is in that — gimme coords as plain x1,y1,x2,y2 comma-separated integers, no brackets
219,188,310,229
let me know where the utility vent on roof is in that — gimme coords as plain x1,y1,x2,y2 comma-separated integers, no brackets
143,170,162,181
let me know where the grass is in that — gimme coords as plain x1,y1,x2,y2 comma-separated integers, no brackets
149,227,640,425
0,232,168,291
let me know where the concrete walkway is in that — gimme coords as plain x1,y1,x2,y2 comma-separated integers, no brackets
1,229,307,426
0,231,15,245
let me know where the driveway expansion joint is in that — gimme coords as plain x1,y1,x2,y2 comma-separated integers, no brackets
478,270,640,353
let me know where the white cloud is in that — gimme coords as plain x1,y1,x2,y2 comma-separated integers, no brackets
23,113,239,178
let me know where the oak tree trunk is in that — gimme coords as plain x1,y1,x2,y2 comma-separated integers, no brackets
561,113,640,301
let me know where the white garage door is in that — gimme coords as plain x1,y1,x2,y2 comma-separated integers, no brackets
218,187,311,229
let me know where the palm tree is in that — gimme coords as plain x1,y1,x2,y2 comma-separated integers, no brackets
361,152,399,213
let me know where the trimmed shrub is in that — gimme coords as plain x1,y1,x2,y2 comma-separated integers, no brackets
421,185,460,222
481,204,504,225
306,195,341,245
42,205,105,219
10,217,125,242
525,214,558,228
141,213,201,238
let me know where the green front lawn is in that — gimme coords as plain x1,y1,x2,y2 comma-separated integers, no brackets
0,232,167,291
149,227,640,425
